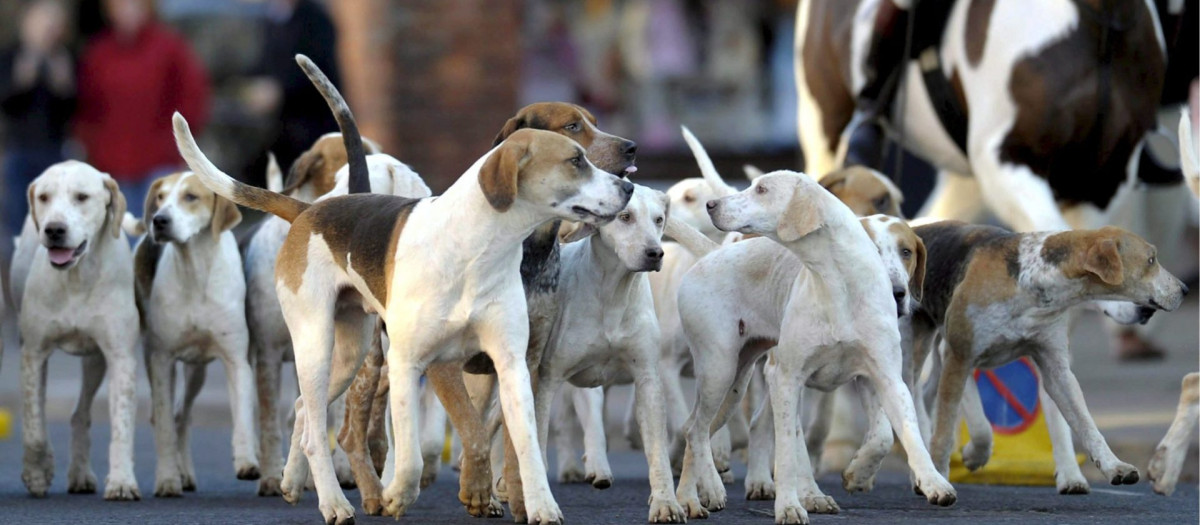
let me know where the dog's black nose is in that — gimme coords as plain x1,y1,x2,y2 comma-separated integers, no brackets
620,180,634,196
153,215,171,229
622,140,637,159
44,222,66,242
1182,282,1190,297
645,247,664,261
706,200,718,211
893,288,907,303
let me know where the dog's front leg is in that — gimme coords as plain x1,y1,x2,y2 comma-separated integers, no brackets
484,321,562,525
338,328,385,514
553,384,588,484
254,342,286,496
148,347,183,497
67,353,106,494
764,355,812,525
745,393,776,500
631,353,687,523
219,336,261,481
572,386,613,488
20,341,54,497
1032,343,1139,486
425,362,504,518
1149,372,1200,496
176,362,207,491
958,377,994,472
102,334,140,501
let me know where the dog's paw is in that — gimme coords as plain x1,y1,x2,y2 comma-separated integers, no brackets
460,485,496,518
697,484,726,512
104,476,142,501
362,497,383,516
1148,445,1180,496
318,494,356,525
677,488,709,520
648,494,686,523
420,457,440,489
1104,462,1139,485
236,462,261,481
67,466,98,494
916,475,956,507
22,467,52,497
557,463,587,484
525,496,564,525
181,471,197,492
801,493,839,514
961,440,992,472
258,476,283,497
281,473,305,505
1055,469,1090,495
586,471,613,490
381,482,419,518
745,478,776,500
774,503,809,525
486,495,505,518
719,468,734,485
154,475,183,498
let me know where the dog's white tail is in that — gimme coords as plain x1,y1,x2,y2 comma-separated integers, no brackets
743,164,765,181
265,152,283,193
121,212,145,237
665,216,721,258
1180,109,1198,196
681,126,737,197
173,113,310,223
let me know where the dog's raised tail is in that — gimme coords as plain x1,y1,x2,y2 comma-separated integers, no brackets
173,113,309,223
295,54,369,195
680,126,737,197
1180,108,1198,194
665,216,721,258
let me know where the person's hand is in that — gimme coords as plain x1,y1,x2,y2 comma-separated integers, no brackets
243,77,283,117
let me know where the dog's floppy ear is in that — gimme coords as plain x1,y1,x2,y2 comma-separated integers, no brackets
558,221,596,243
142,178,165,232
281,148,324,195
211,195,242,241
1082,237,1124,285
26,179,40,232
103,176,127,239
818,169,849,193
493,115,525,146
777,185,823,242
479,134,530,212
910,235,927,303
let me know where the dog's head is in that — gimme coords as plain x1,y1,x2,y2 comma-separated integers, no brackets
666,178,723,240
494,102,637,176
707,171,849,243
481,128,633,224
283,132,383,202
27,161,126,270
860,215,926,317
145,172,242,244
328,154,432,199
819,166,904,218
1050,226,1188,318
563,184,669,272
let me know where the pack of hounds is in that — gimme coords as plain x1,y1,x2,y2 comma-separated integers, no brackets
6,52,1198,525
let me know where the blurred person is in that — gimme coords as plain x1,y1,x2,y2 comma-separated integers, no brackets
243,0,340,183
0,0,76,238
76,0,210,217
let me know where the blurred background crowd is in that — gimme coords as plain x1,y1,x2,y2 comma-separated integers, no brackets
0,0,1194,243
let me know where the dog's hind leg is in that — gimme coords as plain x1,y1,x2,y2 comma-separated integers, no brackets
572,385,613,489
418,378,447,488
67,353,105,494
254,342,286,496
744,393,775,500
675,344,739,519
20,343,54,497
217,330,260,483
176,362,206,491
337,321,385,514
147,345,183,497
1149,372,1200,496
368,351,391,476
329,394,355,488
841,378,893,494
553,385,588,484
958,378,993,473
764,354,813,524
426,362,504,518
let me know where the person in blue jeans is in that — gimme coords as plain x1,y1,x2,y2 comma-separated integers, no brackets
0,0,76,240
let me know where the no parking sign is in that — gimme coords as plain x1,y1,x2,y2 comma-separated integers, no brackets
973,357,1040,435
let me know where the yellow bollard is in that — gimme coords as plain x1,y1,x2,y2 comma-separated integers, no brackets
0,408,11,440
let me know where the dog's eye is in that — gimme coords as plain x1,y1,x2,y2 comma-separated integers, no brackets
37,194,48,203
654,216,664,225
874,195,891,210
683,194,696,203
619,212,632,223
1148,256,1155,266
901,248,912,259
75,193,89,203
564,122,580,133
755,185,767,195
184,193,198,202
569,155,583,168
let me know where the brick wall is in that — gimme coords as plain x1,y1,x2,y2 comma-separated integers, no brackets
332,1,522,192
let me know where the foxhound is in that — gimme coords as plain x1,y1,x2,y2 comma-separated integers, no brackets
11,161,140,500
173,57,632,525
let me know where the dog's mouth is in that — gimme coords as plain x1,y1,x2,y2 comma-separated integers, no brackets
1135,305,1156,324
47,241,87,269
572,206,616,224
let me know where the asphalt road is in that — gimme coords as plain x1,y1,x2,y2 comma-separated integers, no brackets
0,422,1194,525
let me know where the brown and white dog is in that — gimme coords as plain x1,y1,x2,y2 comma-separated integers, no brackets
173,59,632,525
11,161,140,500
911,221,1188,489
132,171,254,497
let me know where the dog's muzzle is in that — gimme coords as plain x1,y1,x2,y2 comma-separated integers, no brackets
1135,305,1156,325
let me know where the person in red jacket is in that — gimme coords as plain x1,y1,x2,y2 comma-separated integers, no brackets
76,0,210,217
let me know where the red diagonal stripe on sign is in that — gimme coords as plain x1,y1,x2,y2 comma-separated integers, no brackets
982,370,1035,421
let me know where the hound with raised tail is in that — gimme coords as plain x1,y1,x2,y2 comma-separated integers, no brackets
11,161,140,500
132,171,255,496
173,54,632,524
911,221,1188,489
672,171,953,524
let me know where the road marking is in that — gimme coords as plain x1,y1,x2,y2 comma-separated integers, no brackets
1092,411,1178,429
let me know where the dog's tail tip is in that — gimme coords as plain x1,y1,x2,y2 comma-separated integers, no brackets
121,212,146,237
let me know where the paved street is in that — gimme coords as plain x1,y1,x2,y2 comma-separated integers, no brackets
0,421,1195,525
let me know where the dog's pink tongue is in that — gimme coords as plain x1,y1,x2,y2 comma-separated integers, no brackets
624,166,638,175
47,248,74,265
